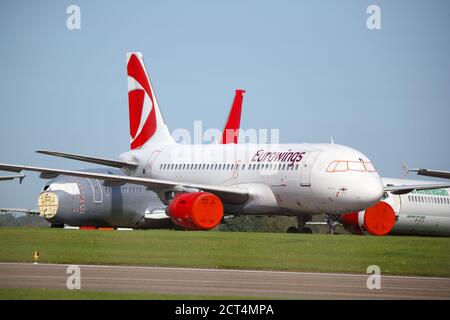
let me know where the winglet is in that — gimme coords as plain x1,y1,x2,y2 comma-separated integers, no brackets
401,163,410,177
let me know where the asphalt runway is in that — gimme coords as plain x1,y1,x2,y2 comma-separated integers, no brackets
1,262,449,299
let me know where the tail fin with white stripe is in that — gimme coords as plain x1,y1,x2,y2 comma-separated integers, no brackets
127,52,175,149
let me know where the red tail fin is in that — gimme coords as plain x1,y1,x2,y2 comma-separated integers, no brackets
221,89,245,144
127,52,175,149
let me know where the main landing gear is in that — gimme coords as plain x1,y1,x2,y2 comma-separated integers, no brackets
287,215,312,234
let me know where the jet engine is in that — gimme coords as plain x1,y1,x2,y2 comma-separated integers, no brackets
167,192,224,230
340,201,396,236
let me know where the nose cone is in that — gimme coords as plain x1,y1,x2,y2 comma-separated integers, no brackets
353,174,384,210
330,172,384,214
38,191,59,219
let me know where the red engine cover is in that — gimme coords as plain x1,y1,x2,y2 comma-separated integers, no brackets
167,192,224,230
341,201,396,236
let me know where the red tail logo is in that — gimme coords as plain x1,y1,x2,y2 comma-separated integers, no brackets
127,54,157,149
221,89,245,144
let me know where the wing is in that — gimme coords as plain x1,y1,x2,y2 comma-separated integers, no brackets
410,168,450,180
0,208,40,214
0,163,249,204
36,150,138,171
384,183,450,195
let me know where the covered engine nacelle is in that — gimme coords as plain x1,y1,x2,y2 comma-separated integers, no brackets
167,192,224,230
340,201,396,236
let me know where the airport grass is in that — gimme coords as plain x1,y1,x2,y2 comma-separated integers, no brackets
1,227,450,277
0,288,261,300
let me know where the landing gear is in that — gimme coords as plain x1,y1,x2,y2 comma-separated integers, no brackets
286,226,313,234
324,214,339,235
286,215,313,234
297,215,311,233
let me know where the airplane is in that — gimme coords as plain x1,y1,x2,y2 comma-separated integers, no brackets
339,178,450,236
0,89,246,229
1,52,449,234
338,165,450,236
219,91,450,237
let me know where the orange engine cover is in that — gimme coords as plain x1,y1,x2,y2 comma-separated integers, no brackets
167,192,224,230
341,201,396,236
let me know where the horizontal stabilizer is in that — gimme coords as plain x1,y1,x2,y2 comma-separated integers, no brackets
0,208,40,215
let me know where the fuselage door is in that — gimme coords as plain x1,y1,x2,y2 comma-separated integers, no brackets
300,151,321,187
146,150,161,178
87,178,103,203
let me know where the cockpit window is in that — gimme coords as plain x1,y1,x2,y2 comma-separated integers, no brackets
47,183,80,195
348,161,366,171
363,162,376,172
326,160,376,173
335,161,348,172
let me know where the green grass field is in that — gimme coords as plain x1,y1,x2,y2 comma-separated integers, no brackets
0,288,261,300
1,227,450,277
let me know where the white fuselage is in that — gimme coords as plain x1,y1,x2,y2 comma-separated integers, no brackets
382,178,450,236
119,143,384,216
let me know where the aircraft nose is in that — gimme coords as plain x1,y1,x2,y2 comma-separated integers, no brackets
354,174,384,209
38,191,59,219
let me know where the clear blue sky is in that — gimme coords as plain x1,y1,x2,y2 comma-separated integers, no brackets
0,0,449,208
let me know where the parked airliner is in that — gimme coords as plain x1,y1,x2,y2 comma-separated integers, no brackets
1,52,448,233
0,89,246,229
